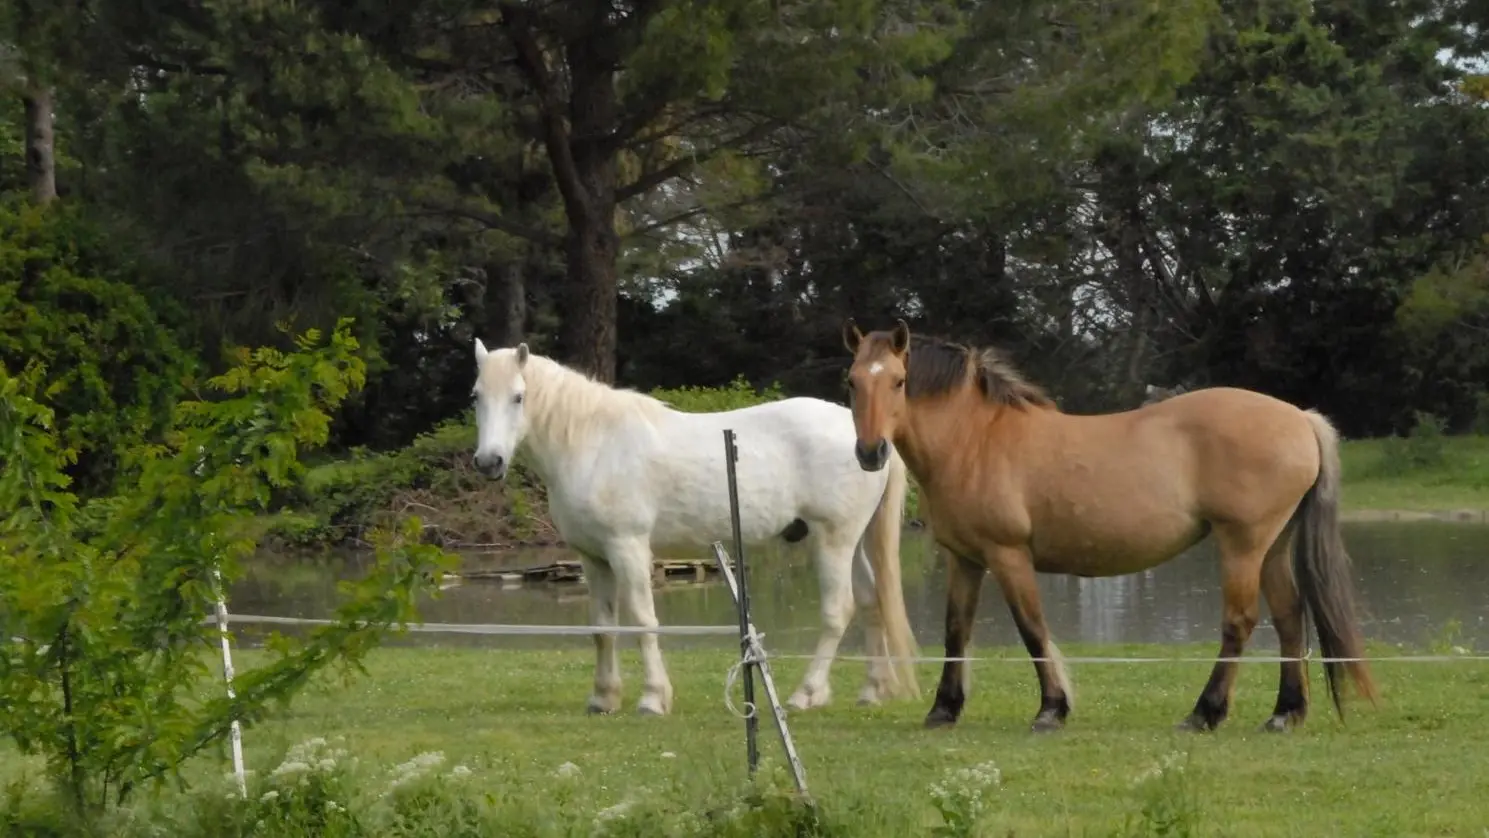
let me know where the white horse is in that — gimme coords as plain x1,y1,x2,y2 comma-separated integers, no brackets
470,339,921,715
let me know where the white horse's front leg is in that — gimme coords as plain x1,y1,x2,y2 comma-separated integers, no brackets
609,539,674,715
579,554,622,715
851,543,893,707
789,535,857,710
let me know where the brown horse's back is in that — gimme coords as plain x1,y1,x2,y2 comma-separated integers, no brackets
1015,387,1321,576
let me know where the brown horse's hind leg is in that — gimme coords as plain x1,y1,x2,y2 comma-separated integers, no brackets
925,550,985,729
988,547,1072,733
1260,529,1310,732
1179,524,1271,732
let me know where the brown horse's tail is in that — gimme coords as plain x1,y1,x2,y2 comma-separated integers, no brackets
865,447,921,699
1294,410,1377,716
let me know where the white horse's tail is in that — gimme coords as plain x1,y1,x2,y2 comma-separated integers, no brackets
866,447,921,699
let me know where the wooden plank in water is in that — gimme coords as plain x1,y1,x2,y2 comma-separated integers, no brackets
454,558,718,587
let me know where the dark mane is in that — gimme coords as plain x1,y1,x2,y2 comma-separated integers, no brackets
871,333,1055,409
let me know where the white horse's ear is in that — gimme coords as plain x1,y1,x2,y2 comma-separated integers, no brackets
475,338,489,364
515,342,529,367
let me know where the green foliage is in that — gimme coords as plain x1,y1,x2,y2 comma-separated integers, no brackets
1474,393,1489,436
1118,752,1201,838
1397,238,1489,339
8,738,845,838
0,319,455,821
926,761,1001,837
1376,411,1449,476
0,201,193,494
651,376,787,413
284,418,548,549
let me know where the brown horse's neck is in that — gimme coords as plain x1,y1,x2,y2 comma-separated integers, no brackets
894,387,999,487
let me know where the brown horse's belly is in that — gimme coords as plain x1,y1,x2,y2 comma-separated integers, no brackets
1029,514,1208,578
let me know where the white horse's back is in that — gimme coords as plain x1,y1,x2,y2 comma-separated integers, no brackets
632,397,886,554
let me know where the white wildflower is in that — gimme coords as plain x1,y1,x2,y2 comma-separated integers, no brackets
259,790,280,803
1130,751,1187,788
386,750,447,792
596,800,634,822
660,752,677,759
283,737,328,763
927,760,1002,829
269,761,310,780
450,765,472,779
554,761,581,779
327,801,344,813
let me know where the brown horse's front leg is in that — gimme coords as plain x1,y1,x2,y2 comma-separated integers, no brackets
925,550,985,729
988,548,1072,733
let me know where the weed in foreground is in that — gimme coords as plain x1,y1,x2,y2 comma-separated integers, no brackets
927,760,1003,837
1118,750,1201,838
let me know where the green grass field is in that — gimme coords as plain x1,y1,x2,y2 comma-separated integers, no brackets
1340,435,1489,512
8,643,1489,837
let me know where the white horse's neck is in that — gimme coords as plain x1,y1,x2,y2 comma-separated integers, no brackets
519,355,667,484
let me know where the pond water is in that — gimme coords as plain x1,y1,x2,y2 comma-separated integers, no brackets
226,521,1489,655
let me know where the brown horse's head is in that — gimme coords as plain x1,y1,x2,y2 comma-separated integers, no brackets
842,317,911,472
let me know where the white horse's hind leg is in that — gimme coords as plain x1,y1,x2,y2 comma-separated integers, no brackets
579,554,622,715
608,539,674,716
851,542,893,706
788,532,858,711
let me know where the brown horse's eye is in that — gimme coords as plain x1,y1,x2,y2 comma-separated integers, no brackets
894,378,906,391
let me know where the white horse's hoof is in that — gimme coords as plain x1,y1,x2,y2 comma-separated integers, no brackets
586,695,620,715
855,686,882,707
636,695,670,716
788,684,832,710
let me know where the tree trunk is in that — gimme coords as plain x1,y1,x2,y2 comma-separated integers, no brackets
554,28,621,384
561,219,619,382
485,255,529,349
22,86,56,206
503,6,622,382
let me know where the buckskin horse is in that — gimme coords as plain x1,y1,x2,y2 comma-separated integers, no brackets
841,319,1376,734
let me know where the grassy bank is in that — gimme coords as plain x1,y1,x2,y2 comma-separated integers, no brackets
261,387,1489,551
4,643,1488,836
1338,433,1489,513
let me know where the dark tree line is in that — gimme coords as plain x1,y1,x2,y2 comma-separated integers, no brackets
2,0,1488,477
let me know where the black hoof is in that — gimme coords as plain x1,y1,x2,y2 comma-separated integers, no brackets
924,707,959,729
1030,712,1065,734
586,704,616,716
1259,714,1300,733
1175,713,1216,733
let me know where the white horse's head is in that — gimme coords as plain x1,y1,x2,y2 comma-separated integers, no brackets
472,338,530,480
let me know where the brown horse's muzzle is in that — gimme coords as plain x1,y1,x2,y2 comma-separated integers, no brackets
855,438,890,472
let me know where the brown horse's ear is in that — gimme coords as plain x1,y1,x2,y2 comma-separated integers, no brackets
890,319,910,355
842,318,865,354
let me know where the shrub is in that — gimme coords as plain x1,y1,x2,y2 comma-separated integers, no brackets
1376,410,1448,476
651,376,787,413
0,201,194,495
0,319,454,823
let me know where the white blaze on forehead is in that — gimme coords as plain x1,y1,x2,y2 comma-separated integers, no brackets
868,362,884,376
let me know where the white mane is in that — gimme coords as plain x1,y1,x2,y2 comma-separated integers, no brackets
520,354,670,455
